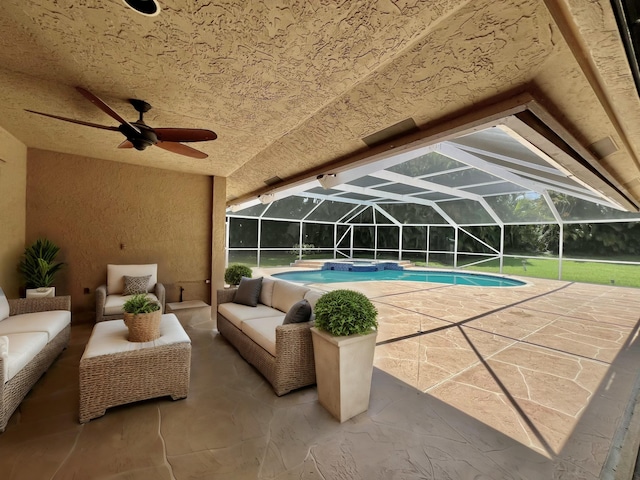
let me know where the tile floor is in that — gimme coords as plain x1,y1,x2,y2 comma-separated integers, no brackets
1,275,639,479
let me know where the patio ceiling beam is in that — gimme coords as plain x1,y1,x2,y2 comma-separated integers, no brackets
367,169,504,225
369,170,484,202
515,174,621,207
332,183,459,228
437,143,547,194
316,145,438,190
373,204,402,226
448,142,563,176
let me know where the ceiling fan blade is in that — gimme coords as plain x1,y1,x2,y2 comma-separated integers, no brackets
154,128,217,143
155,141,208,159
75,87,140,134
117,140,134,148
25,110,120,131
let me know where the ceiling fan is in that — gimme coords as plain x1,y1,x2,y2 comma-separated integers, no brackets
26,87,217,159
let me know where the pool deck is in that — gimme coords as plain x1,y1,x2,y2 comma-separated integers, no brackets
260,266,640,479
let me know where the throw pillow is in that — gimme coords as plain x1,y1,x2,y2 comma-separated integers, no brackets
0,288,9,321
123,275,151,295
234,277,263,307
283,299,312,324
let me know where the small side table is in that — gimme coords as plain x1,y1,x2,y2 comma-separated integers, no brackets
166,300,210,312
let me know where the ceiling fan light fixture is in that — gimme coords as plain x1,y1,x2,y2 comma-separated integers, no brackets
122,0,160,16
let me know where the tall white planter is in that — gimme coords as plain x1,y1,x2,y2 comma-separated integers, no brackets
311,327,377,423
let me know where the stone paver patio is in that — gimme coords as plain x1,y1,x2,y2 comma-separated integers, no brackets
306,274,640,477
0,272,638,479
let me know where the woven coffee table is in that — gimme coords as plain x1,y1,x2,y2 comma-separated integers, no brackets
79,313,191,423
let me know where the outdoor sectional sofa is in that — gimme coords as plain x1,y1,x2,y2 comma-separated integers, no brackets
0,290,71,432
217,277,323,396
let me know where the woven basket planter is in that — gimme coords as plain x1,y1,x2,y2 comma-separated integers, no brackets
123,310,161,342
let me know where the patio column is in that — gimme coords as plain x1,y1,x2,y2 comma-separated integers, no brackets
211,176,227,310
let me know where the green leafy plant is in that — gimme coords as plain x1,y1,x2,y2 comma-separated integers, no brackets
224,264,252,286
314,289,378,336
19,238,64,288
123,294,161,314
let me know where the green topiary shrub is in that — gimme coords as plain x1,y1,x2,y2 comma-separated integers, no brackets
123,294,161,314
224,264,252,286
314,289,378,336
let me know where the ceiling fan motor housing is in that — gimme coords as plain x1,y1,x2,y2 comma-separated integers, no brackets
119,123,158,150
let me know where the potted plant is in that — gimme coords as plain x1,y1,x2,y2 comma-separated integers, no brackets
19,238,64,298
224,264,252,286
122,293,162,342
310,289,378,422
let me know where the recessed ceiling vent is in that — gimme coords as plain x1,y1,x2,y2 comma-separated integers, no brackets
122,0,160,16
362,118,419,148
264,176,283,186
588,136,619,160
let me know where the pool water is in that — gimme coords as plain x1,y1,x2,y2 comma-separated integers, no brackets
272,269,526,287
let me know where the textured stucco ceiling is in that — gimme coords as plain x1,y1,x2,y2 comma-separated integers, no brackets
1,0,639,206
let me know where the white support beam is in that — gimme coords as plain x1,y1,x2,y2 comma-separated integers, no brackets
438,143,547,194
333,183,460,228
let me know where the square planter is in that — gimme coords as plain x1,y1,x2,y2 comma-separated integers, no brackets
26,287,55,298
310,327,377,422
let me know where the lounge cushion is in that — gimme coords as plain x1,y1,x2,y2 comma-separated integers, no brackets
259,277,275,307
123,275,151,295
234,277,263,307
0,288,9,322
104,293,160,316
82,314,190,359
304,291,323,310
241,317,285,357
271,281,310,314
3,332,48,383
218,303,283,329
283,299,312,324
0,310,70,341
107,264,157,295
0,336,7,379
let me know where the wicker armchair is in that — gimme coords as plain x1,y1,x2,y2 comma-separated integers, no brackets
95,264,165,322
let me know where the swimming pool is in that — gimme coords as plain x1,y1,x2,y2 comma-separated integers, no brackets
272,269,526,287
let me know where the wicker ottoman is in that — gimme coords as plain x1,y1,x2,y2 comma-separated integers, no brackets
79,313,191,423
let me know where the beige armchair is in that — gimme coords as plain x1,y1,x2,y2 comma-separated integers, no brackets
95,264,165,322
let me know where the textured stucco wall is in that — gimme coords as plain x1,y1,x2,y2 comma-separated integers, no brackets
26,149,213,321
0,127,27,297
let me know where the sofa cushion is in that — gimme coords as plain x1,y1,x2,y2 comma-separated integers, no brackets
2,332,48,383
304,291,323,311
0,336,7,379
123,275,152,295
218,303,283,329
241,317,285,357
0,310,70,341
283,299,312,325
104,293,160,316
107,264,157,295
234,277,262,307
82,314,190,359
271,281,310,314
304,290,324,322
0,288,9,322
259,277,275,307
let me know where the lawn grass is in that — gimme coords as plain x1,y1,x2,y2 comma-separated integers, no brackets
418,257,640,288
228,251,640,288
